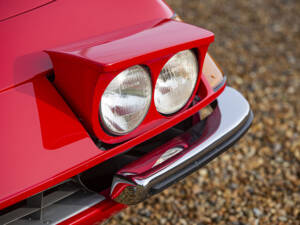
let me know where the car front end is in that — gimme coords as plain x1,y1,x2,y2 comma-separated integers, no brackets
0,1,252,224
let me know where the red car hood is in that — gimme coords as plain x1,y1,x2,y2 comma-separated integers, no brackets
0,0,54,22
0,0,172,92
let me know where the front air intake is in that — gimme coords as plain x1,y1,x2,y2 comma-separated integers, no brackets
0,180,104,225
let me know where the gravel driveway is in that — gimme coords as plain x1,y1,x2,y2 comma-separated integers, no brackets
109,0,300,224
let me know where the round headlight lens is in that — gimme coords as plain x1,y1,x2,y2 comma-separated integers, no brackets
154,50,198,115
100,65,152,135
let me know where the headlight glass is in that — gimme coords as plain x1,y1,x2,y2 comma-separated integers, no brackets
100,65,152,135
154,50,198,115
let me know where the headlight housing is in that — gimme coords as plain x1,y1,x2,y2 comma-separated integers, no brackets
154,50,198,115
47,18,218,144
100,65,152,135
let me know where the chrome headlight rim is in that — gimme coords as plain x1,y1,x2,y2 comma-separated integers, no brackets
154,49,199,116
99,65,152,136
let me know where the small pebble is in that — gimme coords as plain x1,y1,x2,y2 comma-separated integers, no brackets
253,208,262,218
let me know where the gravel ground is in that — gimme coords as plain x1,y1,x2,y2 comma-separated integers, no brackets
109,0,300,224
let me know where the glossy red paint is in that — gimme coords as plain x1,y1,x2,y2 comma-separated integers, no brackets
0,73,225,211
0,0,173,92
0,0,226,223
0,0,173,210
48,21,213,73
47,20,214,143
59,198,126,225
0,0,53,21
0,76,102,210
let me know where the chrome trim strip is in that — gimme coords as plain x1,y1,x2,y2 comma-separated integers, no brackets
135,86,250,187
111,86,252,204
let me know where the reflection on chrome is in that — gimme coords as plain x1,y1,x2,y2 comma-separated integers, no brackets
111,87,252,205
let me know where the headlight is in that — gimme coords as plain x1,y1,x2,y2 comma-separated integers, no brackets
154,50,198,115
100,65,152,135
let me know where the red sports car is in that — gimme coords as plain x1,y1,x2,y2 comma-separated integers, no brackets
0,0,253,224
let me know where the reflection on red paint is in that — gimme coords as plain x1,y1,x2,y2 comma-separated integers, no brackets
33,76,87,149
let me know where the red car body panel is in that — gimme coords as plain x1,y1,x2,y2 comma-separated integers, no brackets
0,76,102,210
0,73,225,211
0,0,53,21
0,0,173,209
47,20,215,143
59,198,127,225
0,0,234,223
0,0,173,92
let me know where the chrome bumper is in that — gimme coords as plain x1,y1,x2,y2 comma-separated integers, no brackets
110,87,253,205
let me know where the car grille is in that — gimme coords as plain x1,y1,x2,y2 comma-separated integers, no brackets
0,180,104,225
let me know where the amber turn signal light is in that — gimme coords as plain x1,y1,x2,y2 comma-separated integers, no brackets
202,53,224,89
